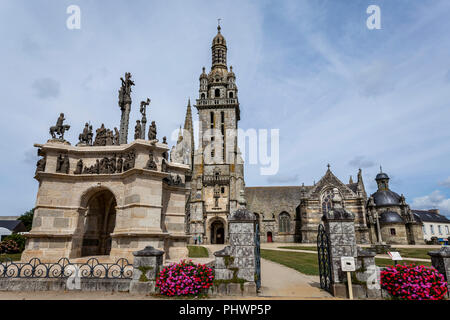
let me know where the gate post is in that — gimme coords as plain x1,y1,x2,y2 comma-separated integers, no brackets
129,246,164,294
213,190,258,296
428,247,450,296
322,188,358,297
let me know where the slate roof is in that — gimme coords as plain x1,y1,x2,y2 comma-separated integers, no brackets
379,211,404,224
412,210,450,223
347,183,358,193
0,220,26,232
371,190,402,206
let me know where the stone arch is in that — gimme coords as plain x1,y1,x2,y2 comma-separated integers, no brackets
207,217,227,244
77,186,119,257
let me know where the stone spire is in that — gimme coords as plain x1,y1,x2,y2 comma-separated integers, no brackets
183,98,194,168
211,24,227,69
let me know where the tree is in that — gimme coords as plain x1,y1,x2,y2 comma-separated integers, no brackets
18,209,34,232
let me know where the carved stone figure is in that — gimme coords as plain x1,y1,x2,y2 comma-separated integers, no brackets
94,124,106,146
74,159,83,174
105,129,113,146
57,154,70,174
35,157,46,175
145,152,157,170
123,151,136,172
118,72,135,109
116,155,123,173
49,113,70,140
113,127,120,145
162,136,167,144
109,155,117,174
148,121,157,141
134,120,142,140
140,98,150,140
161,158,168,172
56,154,63,172
78,123,90,145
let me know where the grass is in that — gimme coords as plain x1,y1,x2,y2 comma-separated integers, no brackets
278,246,436,260
261,249,432,276
375,258,431,267
261,249,319,275
0,253,22,262
187,246,209,258
278,246,318,252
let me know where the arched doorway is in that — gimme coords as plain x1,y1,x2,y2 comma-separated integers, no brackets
267,232,273,243
211,220,225,244
81,189,117,256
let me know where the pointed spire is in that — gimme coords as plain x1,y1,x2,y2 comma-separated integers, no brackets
349,175,354,184
183,98,195,169
327,163,331,172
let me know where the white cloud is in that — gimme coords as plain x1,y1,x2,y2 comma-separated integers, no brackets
412,191,450,216
438,177,450,188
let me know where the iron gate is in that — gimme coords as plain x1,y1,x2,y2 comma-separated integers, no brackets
317,224,332,292
254,221,261,290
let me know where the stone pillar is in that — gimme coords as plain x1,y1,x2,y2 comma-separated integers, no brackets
322,188,357,297
212,192,257,296
428,247,450,294
119,103,131,145
355,247,381,298
129,246,164,294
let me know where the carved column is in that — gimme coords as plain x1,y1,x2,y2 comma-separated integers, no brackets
119,103,131,145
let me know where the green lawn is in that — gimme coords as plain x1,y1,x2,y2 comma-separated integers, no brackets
278,246,436,260
261,249,320,275
0,253,22,262
187,246,209,258
261,249,432,276
278,246,318,252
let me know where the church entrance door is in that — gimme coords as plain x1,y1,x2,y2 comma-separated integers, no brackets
267,232,273,243
211,220,225,244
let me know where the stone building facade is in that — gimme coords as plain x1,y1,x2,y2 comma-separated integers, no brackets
366,169,424,245
245,167,370,244
183,25,245,245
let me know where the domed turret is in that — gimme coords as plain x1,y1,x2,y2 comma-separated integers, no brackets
211,25,227,69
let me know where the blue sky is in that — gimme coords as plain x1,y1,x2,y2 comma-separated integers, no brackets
1,0,450,217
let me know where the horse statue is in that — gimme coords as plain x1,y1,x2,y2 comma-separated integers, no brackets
49,113,70,140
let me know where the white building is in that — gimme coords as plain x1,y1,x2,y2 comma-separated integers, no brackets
412,209,450,243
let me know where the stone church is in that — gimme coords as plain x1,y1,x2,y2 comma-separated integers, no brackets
24,25,426,263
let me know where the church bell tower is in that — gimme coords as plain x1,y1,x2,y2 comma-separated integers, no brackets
188,24,245,245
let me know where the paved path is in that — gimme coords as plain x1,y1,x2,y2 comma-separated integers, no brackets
259,258,333,299
202,244,333,299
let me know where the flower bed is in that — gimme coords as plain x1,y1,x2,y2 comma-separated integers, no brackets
0,239,20,254
156,260,214,297
380,264,448,300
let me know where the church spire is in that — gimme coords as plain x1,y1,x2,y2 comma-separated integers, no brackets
183,98,194,168
211,23,227,69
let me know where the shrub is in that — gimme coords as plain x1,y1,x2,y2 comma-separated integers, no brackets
156,260,214,297
2,234,26,252
381,264,448,300
0,240,21,254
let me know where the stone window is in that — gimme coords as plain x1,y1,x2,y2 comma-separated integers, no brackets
446,226,449,234
438,225,442,235
321,189,340,215
229,91,234,98
279,212,290,233
201,93,205,99
390,228,396,236
215,88,220,98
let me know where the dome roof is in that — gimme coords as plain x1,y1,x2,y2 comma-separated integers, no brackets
212,26,226,46
379,211,404,224
376,172,390,180
372,190,402,206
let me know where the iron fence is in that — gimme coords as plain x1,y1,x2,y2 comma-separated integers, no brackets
0,257,133,279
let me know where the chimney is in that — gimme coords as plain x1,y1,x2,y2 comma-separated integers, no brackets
428,209,440,215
